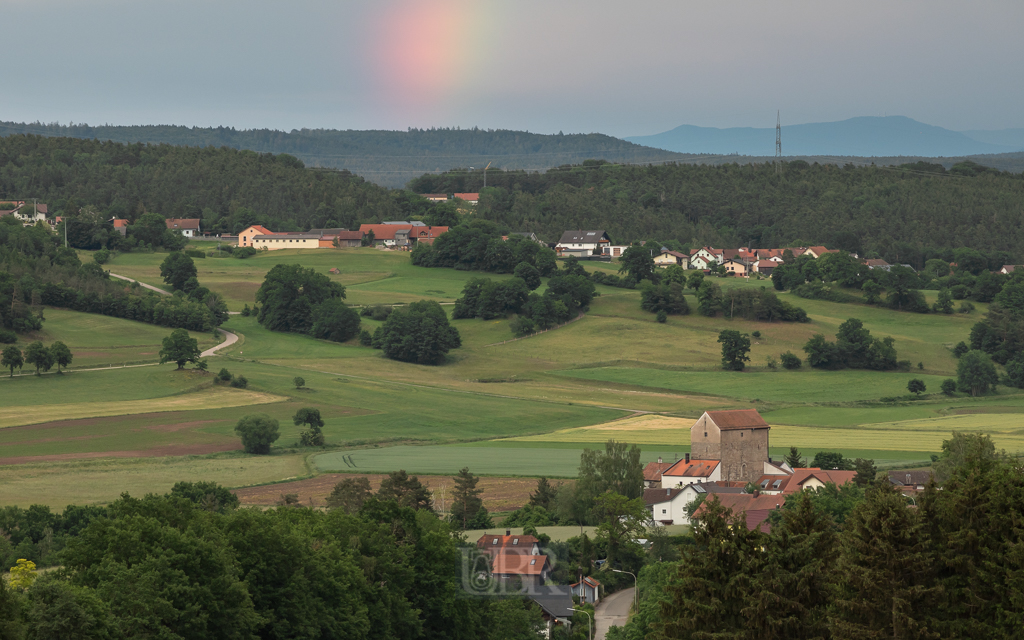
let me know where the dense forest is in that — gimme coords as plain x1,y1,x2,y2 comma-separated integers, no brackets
0,134,405,234
0,122,693,188
412,160,1024,264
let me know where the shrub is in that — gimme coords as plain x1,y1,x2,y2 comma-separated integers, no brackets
765,355,778,370
780,351,802,369
93,249,111,265
293,376,305,389
230,375,248,388
310,298,361,343
510,315,536,337
751,330,761,338
240,304,251,317
0,329,16,344
908,379,926,395
217,368,232,382
941,378,957,396
1005,357,1024,389
234,246,258,259
952,341,969,358
184,249,206,259
896,360,912,372
656,310,668,323
358,330,372,346
234,414,280,454
958,301,975,314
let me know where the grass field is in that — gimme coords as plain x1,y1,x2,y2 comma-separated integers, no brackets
0,452,309,508
14,308,219,368
553,367,952,403
9,249,1015,506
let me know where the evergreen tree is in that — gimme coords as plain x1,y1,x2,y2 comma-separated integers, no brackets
377,470,433,511
450,467,484,529
745,492,839,639
828,484,940,639
528,477,558,510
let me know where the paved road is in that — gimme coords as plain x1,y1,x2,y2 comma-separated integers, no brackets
202,328,239,357
594,587,634,640
110,273,170,295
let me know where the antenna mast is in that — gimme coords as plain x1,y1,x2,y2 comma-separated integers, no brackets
775,111,782,176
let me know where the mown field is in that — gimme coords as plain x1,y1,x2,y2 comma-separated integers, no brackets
3,247,1019,507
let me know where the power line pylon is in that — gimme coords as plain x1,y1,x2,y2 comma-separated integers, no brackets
775,111,782,176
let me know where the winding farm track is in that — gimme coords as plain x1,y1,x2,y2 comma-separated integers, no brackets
109,273,170,295
202,329,238,357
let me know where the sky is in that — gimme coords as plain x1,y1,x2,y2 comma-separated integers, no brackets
2,0,1022,137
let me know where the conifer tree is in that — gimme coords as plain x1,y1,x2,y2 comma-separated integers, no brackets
528,477,557,510
450,467,484,529
745,491,838,639
828,483,940,639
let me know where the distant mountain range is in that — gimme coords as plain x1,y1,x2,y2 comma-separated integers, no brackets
625,116,1024,157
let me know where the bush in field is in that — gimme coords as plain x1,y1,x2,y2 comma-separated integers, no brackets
235,414,280,454
780,351,802,369
230,375,248,389
372,300,461,365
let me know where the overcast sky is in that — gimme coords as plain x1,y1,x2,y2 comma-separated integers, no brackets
3,0,1022,136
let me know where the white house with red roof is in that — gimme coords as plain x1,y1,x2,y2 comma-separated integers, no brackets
165,218,201,237
754,467,857,496
570,576,601,605
692,491,787,533
690,246,721,267
453,192,479,204
643,458,676,488
660,454,722,488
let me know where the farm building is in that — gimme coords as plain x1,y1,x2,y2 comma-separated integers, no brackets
690,409,771,484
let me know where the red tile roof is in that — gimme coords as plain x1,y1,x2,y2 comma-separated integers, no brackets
165,218,201,230
643,487,685,505
112,219,129,228
322,230,363,240
756,468,857,494
705,409,769,430
476,534,540,552
643,461,675,482
492,554,549,576
692,493,786,532
453,193,479,201
410,226,449,240
359,224,413,241
662,458,720,478
571,576,601,588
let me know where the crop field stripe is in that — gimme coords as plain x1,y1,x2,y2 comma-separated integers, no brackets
0,388,287,429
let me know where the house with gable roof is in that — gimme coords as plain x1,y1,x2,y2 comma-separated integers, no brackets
570,576,601,605
692,491,787,533
654,248,690,268
646,483,745,526
753,468,857,496
165,218,201,237
238,224,274,247
660,454,721,488
555,230,610,257
643,458,676,488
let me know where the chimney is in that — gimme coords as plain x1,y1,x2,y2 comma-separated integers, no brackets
685,453,690,463
657,456,662,464
753,490,760,498
768,457,772,463
506,529,511,536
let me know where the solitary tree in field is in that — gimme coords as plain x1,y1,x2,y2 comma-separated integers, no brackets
23,341,54,376
293,407,325,446
907,379,927,396
160,328,201,370
50,341,73,373
1,346,23,377
718,330,751,371
293,376,305,389
234,414,280,454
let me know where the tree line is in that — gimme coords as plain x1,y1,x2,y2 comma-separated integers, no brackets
411,159,1024,262
609,432,1023,640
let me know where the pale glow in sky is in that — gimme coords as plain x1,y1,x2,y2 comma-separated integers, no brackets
1,0,1021,136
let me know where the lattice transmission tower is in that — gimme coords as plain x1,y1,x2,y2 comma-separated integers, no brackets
775,111,782,175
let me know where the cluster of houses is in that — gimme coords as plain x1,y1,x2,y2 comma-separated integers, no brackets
0,201,49,225
232,222,450,251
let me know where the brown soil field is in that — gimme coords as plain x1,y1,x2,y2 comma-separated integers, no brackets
0,442,239,465
233,473,568,511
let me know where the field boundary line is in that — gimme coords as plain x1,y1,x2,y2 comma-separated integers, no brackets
483,313,585,347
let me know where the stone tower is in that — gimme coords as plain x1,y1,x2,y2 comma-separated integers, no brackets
690,409,770,483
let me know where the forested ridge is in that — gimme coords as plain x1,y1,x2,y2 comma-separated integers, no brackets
412,160,1024,263
0,122,692,188
0,134,404,233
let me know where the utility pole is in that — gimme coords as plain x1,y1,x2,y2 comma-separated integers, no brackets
775,111,782,176
483,161,491,189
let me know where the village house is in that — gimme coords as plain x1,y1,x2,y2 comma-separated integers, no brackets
453,192,479,205
690,246,721,267
555,230,611,257
643,458,676,488
690,409,771,484
0,201,49,225
252,232,322,250
165,218,201,237
692,491,787,533
359,223,415,247
753,468,857,496
602,245,630,258
112,218,129,237
419,194,449,203
238,224,274,247
888,469,933,495
660,455,722,488
751,260,776,275
646,483,745,526
654,248,689,268
722,258,749,276
476,531,542,558
1000,265,1021,275
570,576,601,605
409,225,449,245
864,258,892,270
528,586,574,637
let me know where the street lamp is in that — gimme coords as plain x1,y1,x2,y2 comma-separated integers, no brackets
612,569,638,613
568,608,592,640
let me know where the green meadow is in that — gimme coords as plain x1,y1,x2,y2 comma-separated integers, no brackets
3,248,1017,506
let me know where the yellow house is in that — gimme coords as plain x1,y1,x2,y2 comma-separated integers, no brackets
654,250,689,268
252,233,323,250
722,259,749,276
238,225,274,247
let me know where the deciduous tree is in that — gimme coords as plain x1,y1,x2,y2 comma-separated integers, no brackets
235,414,280,454
717,329,751,371
1,345,23,377
159,328,200,369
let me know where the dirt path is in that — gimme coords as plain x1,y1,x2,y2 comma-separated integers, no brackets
202,328,239,357
109,273,170,295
